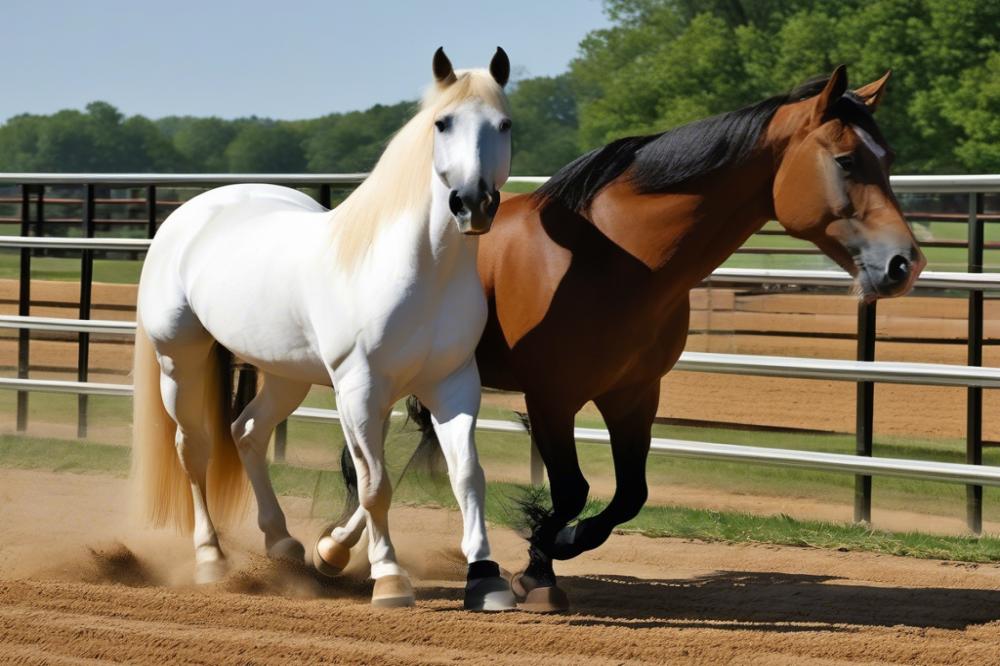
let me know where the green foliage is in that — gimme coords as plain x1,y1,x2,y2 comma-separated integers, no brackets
0,1,996,175
224,122,306,173
166,117,237,172
509,74,580,175
303,102,414,173
574,0,999,173
0,102,184,172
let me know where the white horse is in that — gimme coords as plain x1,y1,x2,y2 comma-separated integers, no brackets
131,47,516,611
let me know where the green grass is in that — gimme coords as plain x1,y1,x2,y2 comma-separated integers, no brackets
0,249,143,284
4,432,1000,563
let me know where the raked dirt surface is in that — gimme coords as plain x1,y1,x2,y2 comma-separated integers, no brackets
3,468,1000,664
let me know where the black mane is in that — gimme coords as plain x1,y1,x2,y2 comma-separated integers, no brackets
534,77,842,212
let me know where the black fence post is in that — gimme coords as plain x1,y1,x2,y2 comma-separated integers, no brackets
319,184,332,209
967,191,985,534
77,184,96,438
854,300,877,524
146,185,157,239
16,185,32,432
34,187,44,256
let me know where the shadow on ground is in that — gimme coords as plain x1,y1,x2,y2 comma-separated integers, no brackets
424,570,1000,631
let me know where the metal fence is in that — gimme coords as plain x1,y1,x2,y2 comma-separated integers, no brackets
1,173,1000,533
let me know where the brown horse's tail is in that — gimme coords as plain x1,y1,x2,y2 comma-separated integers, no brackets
131,321,248,532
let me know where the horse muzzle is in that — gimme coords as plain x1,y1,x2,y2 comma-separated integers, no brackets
859,245,926,301
450,187,500,235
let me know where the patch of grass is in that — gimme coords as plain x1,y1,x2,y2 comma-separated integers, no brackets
4,433,1000,563
500,181,541,194
0,434,129,476
0,249,143,284
625,505,1000,562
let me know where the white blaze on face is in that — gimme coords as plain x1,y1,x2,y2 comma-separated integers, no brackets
433,99,511,193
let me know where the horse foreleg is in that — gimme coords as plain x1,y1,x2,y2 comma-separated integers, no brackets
231,373,310,562
334,380,412,606
418,360,516,611
551,382,659,559
512,398,587,611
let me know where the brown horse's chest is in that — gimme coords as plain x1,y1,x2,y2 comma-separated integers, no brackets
488,276,689,404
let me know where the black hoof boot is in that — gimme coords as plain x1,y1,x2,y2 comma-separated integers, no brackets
464,560,516,612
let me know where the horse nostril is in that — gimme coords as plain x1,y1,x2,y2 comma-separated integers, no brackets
449,190,465,216
887,254,910,283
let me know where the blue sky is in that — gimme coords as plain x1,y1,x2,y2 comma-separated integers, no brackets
3,0,609,122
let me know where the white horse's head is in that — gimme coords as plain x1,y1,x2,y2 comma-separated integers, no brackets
428,47,512,235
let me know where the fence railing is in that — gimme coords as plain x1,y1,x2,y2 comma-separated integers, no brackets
1,173,998,533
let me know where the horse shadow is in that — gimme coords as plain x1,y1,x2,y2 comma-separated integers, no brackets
423,569,1000,631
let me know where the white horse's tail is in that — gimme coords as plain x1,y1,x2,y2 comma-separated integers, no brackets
131,321,248,532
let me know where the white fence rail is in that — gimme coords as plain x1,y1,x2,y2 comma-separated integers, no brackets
4,374,1000,488
4,308,1000,388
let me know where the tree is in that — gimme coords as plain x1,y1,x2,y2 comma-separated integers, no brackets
570,0,1000,173
224,122,306,173
508,74,580,175
168,117,238,172
304,102,414,173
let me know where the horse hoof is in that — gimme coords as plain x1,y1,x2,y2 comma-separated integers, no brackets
371,575,415,608
511,572,569,613
464,576,517,612
267,537,305,563
313,534,351,578
194,558,228,585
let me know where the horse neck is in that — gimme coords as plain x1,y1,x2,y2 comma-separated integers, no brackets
589,112,800,294
424,172,478,273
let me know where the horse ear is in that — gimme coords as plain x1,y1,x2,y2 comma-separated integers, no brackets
433,47,456,86
490,47,510,87
812,64,848,123
854,70,891,111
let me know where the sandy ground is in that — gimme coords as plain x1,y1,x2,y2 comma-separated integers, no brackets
3,468,1000,664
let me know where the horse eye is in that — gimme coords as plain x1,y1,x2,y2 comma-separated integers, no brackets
434,117,450,132
835,154,855,172
499,119,512,132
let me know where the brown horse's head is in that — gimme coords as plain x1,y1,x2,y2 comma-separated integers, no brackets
772,66,925,301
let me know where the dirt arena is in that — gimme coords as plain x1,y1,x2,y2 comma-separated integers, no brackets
3,280,1000,662
3,467,1000,664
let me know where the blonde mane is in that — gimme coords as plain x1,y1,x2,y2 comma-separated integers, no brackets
333,69,510,269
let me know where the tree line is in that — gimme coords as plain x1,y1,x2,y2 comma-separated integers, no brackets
1,0,996,176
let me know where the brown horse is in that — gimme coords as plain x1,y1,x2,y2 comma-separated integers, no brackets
345,66,924,611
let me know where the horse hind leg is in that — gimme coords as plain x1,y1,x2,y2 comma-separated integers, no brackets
230,372,310,562
157,341,229,584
